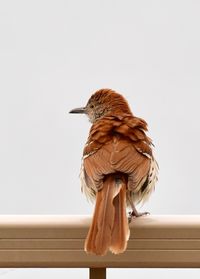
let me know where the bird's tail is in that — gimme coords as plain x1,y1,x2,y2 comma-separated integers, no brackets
84,174,130,256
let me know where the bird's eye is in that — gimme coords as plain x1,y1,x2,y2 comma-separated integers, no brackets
90,104,94,108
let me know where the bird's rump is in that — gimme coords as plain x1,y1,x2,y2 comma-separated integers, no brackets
83,136,150,195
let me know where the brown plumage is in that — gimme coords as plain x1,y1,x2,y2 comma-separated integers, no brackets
69,89,158,256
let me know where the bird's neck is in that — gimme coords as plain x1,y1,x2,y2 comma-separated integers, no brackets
91,109,133,124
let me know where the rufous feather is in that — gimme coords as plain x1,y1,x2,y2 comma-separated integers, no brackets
85,175,129,255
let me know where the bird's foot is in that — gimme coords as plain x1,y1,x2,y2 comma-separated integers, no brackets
128,211,150,223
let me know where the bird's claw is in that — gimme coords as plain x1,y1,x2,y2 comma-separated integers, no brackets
128,211,150,223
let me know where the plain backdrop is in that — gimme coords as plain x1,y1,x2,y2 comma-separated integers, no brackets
0,0,200,278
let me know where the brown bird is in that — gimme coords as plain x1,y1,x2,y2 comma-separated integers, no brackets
69,89,158,256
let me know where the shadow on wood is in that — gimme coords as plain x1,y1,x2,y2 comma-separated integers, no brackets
90,268,106,279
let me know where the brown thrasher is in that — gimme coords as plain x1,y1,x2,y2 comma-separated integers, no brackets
69,89,158,256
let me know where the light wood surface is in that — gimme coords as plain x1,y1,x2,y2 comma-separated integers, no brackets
0,215,200,268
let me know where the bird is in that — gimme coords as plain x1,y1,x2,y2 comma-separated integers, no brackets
69,89,158,256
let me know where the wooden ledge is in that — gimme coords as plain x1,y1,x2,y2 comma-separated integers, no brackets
0,215,200,268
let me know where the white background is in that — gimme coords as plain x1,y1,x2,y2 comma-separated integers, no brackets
0,0,200,278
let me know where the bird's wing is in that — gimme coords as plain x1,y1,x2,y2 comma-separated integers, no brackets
82,115,155,197
83,137,150,191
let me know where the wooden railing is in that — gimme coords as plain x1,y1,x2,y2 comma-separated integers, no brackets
0,215,200,278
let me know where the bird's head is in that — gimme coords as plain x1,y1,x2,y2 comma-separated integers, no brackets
69,89,132,123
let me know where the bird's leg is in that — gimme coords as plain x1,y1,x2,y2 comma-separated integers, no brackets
127,195,149,223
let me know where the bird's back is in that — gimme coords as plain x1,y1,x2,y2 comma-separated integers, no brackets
81,113,157,205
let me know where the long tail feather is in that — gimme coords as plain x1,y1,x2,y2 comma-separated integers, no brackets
84,175,130,256
110,182,130,254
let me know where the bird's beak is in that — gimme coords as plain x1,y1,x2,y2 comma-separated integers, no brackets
69,107,86,114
